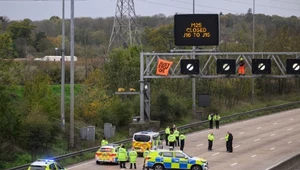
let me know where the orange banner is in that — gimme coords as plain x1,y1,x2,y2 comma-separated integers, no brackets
156,58,173,76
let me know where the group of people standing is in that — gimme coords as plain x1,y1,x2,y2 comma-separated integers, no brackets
165,125,186,151
207,131,233,152
208,113,221,129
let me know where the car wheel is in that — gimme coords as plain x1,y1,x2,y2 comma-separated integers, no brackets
191,165,202,170
153,164,164,170
96,161,101,165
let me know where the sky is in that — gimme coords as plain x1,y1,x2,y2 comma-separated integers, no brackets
0,0,299,21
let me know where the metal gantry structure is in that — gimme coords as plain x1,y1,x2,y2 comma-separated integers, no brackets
139,52,300,122
108,0,141,52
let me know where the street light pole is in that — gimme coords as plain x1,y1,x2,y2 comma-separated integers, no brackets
251,0,255,104
192,0,196,117
70,0,75,148
61,0,65,132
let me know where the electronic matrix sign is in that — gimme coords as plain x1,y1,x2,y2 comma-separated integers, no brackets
174,14,219,46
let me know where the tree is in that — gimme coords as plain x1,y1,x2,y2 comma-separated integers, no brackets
143,24,174,52
0,32,15,58
103,46,141,92
8,19,35,58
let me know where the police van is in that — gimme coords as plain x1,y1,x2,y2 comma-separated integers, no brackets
132,131,163,154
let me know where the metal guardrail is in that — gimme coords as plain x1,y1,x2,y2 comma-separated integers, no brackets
7,101,300,170
266,153,300,170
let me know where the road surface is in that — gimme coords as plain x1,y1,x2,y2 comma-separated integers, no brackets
67,108,300,170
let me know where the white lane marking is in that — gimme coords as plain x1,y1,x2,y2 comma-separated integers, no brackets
270,147,275,150
220,137,225,140
212,152,220,156
270,134,276,136
254,138,261,142
257,127,262,129
68,160,94,169
290,118,294,121
231,163,237,166
273,122,277,125
287,128,293,131
234,145,240,149
239,132,244,134
197,144,203,147
251,155,257,158
288,141,292,144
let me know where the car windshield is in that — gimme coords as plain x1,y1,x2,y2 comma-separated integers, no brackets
100,148,113,152
134,135,151,142
29,166,46,170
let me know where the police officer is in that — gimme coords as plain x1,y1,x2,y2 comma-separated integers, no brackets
165,126,170,146
208,113,214,129
117,145,128,169
208,133,214,151
129,148,137,169
225,132,229,152
214,113,221,129
101,137,108,146
179,133,186,151
143,148,150,170
155,136,162,149
174,128,180,147
168,131,176,150
228,132,233,153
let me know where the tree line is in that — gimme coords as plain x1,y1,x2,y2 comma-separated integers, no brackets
0,11,300,169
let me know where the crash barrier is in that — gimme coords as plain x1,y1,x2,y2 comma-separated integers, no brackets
7,101,300,170
267,153,300,170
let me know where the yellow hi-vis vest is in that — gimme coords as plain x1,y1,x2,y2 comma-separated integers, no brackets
165,127,170,134
174,130,179,137
168,134,176,142
179,134,186,141
214,115,221,121
208,134,214,141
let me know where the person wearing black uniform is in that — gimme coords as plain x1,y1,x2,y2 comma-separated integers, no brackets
228,132,233,152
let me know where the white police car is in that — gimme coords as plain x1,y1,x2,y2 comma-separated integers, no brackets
27,159,66,170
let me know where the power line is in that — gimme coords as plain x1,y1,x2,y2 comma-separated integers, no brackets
224,0,300,12
271,0,300,6
136,0,211,13
169,0,243,13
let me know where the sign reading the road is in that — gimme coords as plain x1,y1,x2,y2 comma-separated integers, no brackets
174,14,219,46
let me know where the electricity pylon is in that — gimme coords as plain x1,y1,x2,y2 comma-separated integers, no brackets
108,0,141,52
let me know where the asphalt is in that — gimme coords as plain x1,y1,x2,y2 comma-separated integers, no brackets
66,108,300,170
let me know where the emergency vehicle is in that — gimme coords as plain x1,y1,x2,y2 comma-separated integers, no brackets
144,149,208,170
95,143,120,164
27,159,66,170
132,131,163,154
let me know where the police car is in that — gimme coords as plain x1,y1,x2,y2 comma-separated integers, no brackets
95,143,120,164
27,159,66,170
145,149,208,170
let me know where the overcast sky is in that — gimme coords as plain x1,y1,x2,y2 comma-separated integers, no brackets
0,0,299,21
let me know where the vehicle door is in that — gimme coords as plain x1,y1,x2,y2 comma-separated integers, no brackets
161,152,173,169
174,152,189,169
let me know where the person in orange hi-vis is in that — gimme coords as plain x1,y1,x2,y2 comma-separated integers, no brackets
238,58,245,75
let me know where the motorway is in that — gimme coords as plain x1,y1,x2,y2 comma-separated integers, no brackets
67,108,300,170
